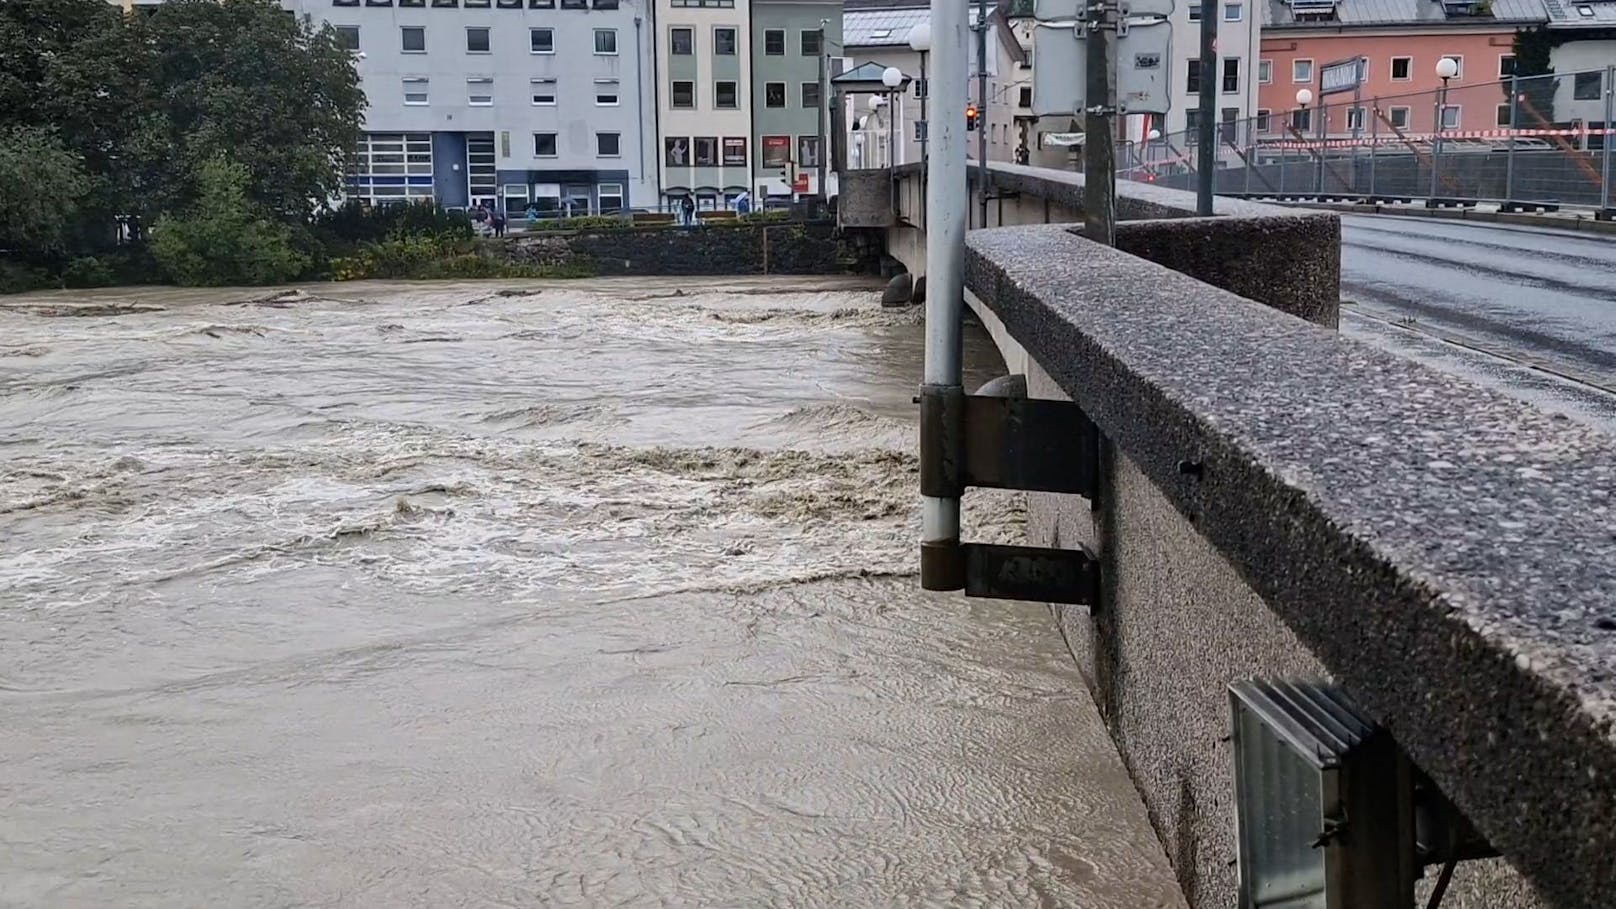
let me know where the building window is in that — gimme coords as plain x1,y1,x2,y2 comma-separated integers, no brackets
598,183,624,213
1188,3,1201,18
530,0,554,7
593,79,620,106
665,137,689,165
1575,70,1604,100
335,25,359,50
672,80,695,108
671,27,694,54
722,136,747,166
1439,105,1460,129
593,0,619,8
1222,58,1239,93
597,132,621,157
801,81,820,108
1186,60,1201,94
467,77,493,105
1498,54,1516,77
1441,55,1462,79
561,0,585,7
715,81,738,108
1389,106,1410,129
800,29,821,55
799,136,821,167
764,29,785,55
1293,58,1313,83
465,0,488,7
1391,56,1411,80
530,28,554,53
1290,108,1310,131
1496,103,1512,126
346,133,434,204
534,132,558,157
765,82,786,107
399,0,424,6
1258,59,1272,84
694,136,718,166
401,25,425,52
403,77,429,105
334,0,359,6
761,135,791,166
531,78,557,105
1346,106,1364,131
466,26,490,53
430,0,456,6
914,120,927,141
1185,109,1201,133
1018,85,1032,107
594,28,618,55
1255,108,1271,132
1224,2,1242,18
714,27,737,54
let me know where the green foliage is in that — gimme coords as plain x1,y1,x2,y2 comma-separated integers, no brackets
527,215,632,232
312,200,473,255
151,157,310,286
0,127,87,254
1508,27,1559,127
739,210,791,224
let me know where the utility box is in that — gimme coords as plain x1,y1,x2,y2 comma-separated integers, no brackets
1228,680,1415,908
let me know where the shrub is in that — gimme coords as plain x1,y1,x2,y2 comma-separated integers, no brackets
61,256,115,288
329,235,593,280
151,157,309,286
527,214,630,233
739,210,791,224
312,199,472,254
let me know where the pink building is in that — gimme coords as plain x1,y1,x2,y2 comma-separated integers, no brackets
1258,0,1548,139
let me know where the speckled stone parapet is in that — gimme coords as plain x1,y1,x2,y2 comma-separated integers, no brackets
965,224,1616,908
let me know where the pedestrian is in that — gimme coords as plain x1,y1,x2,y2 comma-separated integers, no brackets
680,195,697,227
735,191,751,216
491,207,507,238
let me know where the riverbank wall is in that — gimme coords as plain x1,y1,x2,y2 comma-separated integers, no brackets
491,221,884,278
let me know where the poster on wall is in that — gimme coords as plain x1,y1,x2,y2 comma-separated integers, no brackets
762,135,792,167
722,137,747,167
665,137,689,167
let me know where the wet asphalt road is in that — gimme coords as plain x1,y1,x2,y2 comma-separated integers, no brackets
1339,213,1616,433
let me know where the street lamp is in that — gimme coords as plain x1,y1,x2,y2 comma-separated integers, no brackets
1430,56,1458,202
882,66,904,167
908,22,931,160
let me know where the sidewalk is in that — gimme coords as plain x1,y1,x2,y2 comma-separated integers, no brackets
1279,198,1616,235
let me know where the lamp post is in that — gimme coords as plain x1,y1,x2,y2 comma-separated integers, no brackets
908,23,931,161
882,66,905,166
1430,56,1458,203
1296,88,1313,195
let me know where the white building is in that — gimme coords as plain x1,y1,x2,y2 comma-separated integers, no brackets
282,0,658,213
653,0,756,209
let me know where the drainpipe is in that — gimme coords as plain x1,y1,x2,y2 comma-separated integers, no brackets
919,0,967,591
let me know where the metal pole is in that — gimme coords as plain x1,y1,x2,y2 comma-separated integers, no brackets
1603,65,1614,211
976,0,990,229
1084,0,1118,244
920,50,929,160
816,26,827,204
1315,97,1325,194
1351,65,1363,194
1196,0,1218,214
919,0,967,590
1429,82,1444,201
1369,98,1379,197
1506,73,1519,205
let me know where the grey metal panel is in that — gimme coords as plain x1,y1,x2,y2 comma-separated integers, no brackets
1266,0,1546,25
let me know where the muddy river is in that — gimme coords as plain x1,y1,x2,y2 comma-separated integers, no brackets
0,277,1182,907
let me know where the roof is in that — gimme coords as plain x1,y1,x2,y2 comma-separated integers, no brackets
842,5,986,46
830,60,914,87
1265,0,1546,28
1542,0,1616,28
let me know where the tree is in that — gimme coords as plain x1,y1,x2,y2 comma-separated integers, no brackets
0,128,86,255
151,156,309,286
141,0,365,219
1508,26,1559,129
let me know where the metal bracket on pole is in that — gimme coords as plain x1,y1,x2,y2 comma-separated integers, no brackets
920,388,1102,605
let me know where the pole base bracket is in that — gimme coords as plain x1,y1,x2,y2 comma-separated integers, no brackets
922,541,1100,605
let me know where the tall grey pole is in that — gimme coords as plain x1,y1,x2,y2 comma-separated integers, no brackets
1315,97,1326,193
816,26,827,204
919,0,967,590
1429,81,1445,200
1084,0,1118,244
920,50,929,159
976,0,990,228
1369,98,1379,197
1196,0,1218,214
1506,73,1519,204
1603,65,1614,211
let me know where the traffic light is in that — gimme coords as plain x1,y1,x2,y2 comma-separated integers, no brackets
965,104,979,131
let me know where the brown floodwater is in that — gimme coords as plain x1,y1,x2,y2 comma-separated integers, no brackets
0,277,1185,908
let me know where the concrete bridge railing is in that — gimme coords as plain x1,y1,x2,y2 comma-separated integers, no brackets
876,162,1615,908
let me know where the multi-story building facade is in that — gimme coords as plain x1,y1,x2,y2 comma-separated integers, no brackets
750,0,841,198
654,0,755,210
283,0,658,213
1258,0,1547,138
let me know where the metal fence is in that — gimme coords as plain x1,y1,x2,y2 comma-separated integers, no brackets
1117,67,1616,212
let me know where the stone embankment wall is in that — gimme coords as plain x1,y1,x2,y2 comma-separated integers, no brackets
488,222,883,277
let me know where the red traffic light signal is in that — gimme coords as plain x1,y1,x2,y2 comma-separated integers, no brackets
965,104,979,130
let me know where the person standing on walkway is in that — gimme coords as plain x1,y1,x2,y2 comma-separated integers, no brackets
680,195,697,227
